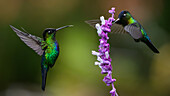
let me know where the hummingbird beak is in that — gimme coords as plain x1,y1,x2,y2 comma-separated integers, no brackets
114,18,120,23
56,25,73,31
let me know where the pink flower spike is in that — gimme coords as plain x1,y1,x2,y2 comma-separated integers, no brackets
92,7,118,96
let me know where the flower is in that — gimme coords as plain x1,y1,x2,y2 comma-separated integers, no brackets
92,7,118,96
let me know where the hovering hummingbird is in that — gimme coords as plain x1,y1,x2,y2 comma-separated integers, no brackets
86,11,159,53
10,25,73,91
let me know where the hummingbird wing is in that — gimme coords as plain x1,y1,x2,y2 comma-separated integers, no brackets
124,23,143,39
85,19,127,34
85,19,99,28
10,25,47,56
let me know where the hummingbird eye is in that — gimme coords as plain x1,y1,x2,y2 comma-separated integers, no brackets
123,14,126,16
48,31,51,34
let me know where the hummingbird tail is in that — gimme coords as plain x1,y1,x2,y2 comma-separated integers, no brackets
41,67,48,91
142,39,159,53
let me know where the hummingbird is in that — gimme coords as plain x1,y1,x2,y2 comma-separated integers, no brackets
10,25,73,91
85,11,159,53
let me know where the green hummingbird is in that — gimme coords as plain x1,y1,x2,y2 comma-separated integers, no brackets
10,25,73,91
86,11,159,53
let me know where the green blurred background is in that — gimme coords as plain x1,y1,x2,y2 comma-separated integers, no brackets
0,0,170,96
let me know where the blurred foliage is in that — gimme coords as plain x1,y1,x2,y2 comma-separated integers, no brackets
0,0,170,96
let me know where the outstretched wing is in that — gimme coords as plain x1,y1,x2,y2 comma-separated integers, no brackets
85,19,127,34
85,19,100,28
124,23,143,39
10,25,47,56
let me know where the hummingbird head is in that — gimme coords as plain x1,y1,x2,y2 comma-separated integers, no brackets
118,11,131,20
114,11,132,26
43,28,57,40
43,25,73,40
